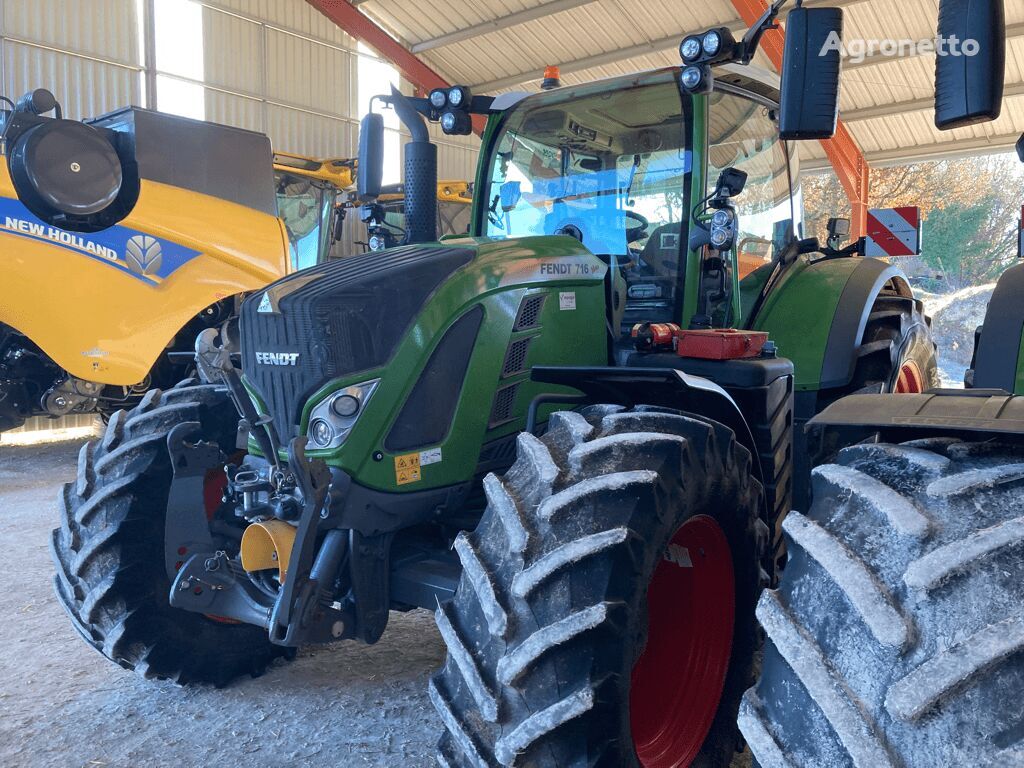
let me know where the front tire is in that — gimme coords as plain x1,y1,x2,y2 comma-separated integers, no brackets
51,380,288,686
432,406,767,767
742,439,1024,766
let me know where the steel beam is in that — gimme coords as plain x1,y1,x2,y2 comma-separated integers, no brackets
472,0,871,93
731,0,870,236
304,0,486,134
412,0,599,53
802,131,1024,170
843,81,1024,123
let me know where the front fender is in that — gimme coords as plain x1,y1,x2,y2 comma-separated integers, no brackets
750,256,911,391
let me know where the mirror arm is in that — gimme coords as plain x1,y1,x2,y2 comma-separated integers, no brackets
737,0,792,63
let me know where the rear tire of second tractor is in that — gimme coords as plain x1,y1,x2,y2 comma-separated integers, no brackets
431,405,768,767
741,439,1024,767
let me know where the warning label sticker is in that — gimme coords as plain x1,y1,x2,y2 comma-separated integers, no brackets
559,291,576,310
394,453,422,485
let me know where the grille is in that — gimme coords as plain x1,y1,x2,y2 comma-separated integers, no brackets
489,383,519,427
513,294,546,331
240,245,473,438
501,337,532,378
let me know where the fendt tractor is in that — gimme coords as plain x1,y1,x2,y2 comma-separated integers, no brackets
37,1,945,765
742,1,1024,765
0,90,353,433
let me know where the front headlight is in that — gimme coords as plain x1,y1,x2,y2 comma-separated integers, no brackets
305,379,380,450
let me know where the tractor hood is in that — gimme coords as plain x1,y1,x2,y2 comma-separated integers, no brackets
241,243,475,438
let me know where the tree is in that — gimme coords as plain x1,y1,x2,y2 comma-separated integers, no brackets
801,153,1022,289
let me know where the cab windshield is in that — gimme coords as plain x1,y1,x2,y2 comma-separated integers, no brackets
275,171,336,270
483,78,692,315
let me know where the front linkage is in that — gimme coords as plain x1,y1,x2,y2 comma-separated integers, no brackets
169,330,383,647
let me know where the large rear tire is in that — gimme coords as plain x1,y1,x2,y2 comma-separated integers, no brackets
51,380,288,686
741,439,1024,766
431,406,767,767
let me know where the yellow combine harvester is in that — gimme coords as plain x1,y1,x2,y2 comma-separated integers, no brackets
0,89,353,432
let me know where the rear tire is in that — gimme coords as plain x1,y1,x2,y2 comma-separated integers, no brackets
741,439,1024,767
431,406,767,767
51,380,288,686
795,292,938,512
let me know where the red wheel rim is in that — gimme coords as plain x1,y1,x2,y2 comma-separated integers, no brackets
630,515,735,767
895,360,925,394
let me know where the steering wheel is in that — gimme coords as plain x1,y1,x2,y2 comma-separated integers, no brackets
625,210,649,244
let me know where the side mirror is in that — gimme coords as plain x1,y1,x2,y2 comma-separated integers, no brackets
935,0,1005,130
357,112,383,202
779,7,843,140
715,167,748,199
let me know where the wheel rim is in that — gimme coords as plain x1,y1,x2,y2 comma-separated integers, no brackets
630,515,735,767
895,359,925,394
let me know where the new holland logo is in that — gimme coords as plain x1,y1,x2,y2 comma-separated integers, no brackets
257,292,274,313
125,234,163,276
255,351,299,366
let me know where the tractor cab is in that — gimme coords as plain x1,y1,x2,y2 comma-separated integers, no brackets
478,66,794,333
271,152,355,270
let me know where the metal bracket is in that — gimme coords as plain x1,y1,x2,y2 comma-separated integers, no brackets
164,420,220,580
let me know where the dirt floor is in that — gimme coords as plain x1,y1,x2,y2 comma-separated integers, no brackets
0,439,446,768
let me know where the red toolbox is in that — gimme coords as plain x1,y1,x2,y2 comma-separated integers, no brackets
675,329,769,360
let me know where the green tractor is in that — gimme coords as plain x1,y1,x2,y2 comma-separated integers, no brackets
49,2,936,765
742,1,1024,765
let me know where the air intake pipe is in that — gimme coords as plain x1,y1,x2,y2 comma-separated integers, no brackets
389,85,437,245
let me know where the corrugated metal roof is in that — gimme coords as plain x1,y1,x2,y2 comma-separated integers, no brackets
356,0,1024,166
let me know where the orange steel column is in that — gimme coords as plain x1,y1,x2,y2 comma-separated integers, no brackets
730,0,870,236
305,0,486,135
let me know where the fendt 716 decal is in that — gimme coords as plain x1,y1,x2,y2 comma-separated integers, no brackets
0,198,200,285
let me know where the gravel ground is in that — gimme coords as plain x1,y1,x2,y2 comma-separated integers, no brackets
0,439,445,768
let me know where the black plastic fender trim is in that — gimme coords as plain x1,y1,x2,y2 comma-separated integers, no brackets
530,365,763,491
819,258,909,390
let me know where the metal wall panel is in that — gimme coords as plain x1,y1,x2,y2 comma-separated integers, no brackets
201,4,263,94
2,40,141,119
3,0,141,67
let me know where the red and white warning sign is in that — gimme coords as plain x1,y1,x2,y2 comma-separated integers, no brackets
865,207,922,258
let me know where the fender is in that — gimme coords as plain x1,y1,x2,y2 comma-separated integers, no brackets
971,262,1024,394
530,366,763,491
0,173,289,386
809,390,1024,447
751,256,912,391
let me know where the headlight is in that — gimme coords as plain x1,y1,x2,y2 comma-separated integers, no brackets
440,111,458,133
680,36,702,62
309,418,334,448
429,88,447,109
680,66,705,91
332,394,360,418
710,227,732,248
711,209,733,227
305,379,380,450
447,86,469,108
702,30,722,56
